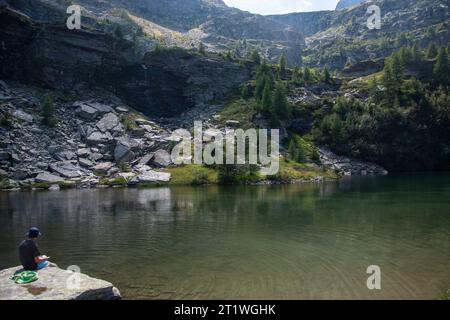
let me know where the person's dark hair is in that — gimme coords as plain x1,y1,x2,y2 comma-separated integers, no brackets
27,227,41,239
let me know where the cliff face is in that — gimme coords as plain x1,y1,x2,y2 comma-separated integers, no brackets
0,7,250,117
268,11,335,37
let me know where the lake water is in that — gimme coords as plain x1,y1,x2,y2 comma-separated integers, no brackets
1,174,449,300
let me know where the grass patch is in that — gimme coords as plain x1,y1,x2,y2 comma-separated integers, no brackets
219,98,258,129
166,165,218,185
270,158,337,183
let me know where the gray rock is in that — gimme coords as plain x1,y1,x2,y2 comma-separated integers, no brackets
96,113,120,133
136,170,171,183
0,151,10,161
0,169,7,177
12,110,34,123
115,106,129,113
90,152,103,162
138,153,154,166
225,120,240,128
152,150,172,167
49,163,81,178
92,162,113,174
47,145,63,155
35,172,64,183
114,144,135,164
78,158,93,168
114,137,139,163
0,265,121,300
134,118,152,125
36,162,49,170
88,102,114,114
87,132,113,145
76,148,90,158
48,184,61,191
76,104,98,119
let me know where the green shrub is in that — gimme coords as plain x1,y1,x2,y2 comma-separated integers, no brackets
42,95,58,127
0,112,13,129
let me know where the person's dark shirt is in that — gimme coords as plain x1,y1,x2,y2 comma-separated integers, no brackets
19,239,40,271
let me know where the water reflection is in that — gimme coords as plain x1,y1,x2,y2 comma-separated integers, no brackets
0,175,449,299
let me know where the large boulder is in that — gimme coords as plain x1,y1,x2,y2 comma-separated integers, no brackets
152,149,172,167
34,172,65,183
114,136,139,163
96,113,120,133
133,170,171,183
0,265,121,300
49,163,82,178
87,131,113,145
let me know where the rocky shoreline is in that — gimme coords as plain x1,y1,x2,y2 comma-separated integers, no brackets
0,80,388,192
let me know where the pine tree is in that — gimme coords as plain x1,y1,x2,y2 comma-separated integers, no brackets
303,67,311,83
426,43,438,59
434,47,450,85
383,56,402,97
323,68,331,84
254,62,274,101
391,53,404,84
411,44,422,63
399,46,413,65
279,52,287,78
241,84,250,99
42,95,57,127
291,66,303,84
251,50,261,64
272,82,290,120
261,83,272,114
288,139,298,162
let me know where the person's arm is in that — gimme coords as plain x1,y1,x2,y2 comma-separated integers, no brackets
31,242,48,263
34,255,48,263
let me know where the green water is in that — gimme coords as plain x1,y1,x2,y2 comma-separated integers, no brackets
1,174,449,299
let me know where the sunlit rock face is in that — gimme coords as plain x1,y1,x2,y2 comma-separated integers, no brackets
335,0,365,10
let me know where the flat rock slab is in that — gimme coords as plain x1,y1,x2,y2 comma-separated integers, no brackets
0,266,121,300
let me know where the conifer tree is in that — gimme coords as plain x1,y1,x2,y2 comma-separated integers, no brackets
261,83,272,114
279,52,287,78
426,43,438,59
272,82,290,120
434,47,450,85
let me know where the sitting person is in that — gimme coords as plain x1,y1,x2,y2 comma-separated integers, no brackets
19,227,50,271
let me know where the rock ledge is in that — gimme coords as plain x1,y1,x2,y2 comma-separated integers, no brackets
0,265,121,300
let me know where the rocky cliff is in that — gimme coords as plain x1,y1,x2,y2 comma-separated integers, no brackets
5,0,305,65
0,6,250,117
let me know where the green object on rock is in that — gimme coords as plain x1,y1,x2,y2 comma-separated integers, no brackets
11,271,38,284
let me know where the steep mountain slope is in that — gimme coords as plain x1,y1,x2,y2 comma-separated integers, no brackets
271,0,449,70
336,0,365,10
6,0,305,65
